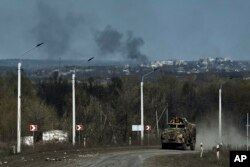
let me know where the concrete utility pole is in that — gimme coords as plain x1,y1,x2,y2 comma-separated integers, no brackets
140,68,159,145
140,81,144,145
155,106,167,138
155,110,159,138
17,43,44,153
72,72,76,146
166,103,168,124
72,57,94,146
247,113,249,151
17,62,21,153
219,87,222,143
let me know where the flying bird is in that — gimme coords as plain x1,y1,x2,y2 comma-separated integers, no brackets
88,57,95,61
36,42,44,47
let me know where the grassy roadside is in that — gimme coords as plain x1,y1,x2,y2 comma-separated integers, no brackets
145,150,229,167
0,143,160,157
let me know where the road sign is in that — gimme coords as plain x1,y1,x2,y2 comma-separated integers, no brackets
145,125,151,131
132,125,143,131
29,125,38,132
76,125,83,131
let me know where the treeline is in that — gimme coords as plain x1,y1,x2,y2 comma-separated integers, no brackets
0,73,57,143
0,72,250,145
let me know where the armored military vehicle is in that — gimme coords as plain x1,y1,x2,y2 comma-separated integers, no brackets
161,117,196,150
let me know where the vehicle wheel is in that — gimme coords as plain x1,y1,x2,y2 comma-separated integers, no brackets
190,143,195,150
182,143,187,150
162,143,165,149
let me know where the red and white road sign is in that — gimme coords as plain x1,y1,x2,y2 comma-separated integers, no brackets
145,125,151,131
76,125,83,131
29,125,38,131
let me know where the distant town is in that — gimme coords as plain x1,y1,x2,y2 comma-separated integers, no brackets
1,57,250,80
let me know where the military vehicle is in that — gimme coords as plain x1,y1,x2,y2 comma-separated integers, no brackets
161,117,196,150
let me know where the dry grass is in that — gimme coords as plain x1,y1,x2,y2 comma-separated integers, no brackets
145,150,229,167
0,142,15,157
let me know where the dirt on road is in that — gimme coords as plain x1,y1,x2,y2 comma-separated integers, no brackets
0,146,197,167
0,146,156,167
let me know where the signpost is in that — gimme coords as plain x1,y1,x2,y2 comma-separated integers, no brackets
132,125,143,144
29,125,38,132
131,125,151,145
132,125,143,131
200,142,203,158
76,125,83,145
145,125,151,145
145,125,151,131
29,125,38,147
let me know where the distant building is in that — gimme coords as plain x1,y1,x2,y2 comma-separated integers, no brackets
175,60,187,65
150,60,175,68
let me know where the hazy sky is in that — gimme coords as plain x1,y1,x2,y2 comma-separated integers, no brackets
1,0,250,61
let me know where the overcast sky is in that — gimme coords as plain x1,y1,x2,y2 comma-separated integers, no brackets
1,0,250,61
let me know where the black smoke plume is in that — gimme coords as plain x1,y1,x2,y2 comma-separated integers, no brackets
95,25,148,63
124,31,148,63
95,25,123,55
32,2,148,63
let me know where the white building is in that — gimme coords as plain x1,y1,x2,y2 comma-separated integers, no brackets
43,130,68,143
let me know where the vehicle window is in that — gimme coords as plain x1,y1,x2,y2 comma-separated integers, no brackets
177,124,185,128
167,124,176,128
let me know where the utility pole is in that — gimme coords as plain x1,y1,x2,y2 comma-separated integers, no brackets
155,109,159,138
59,57,61,73
219,87,222,142
140,68,159,145
17,43,44,153
71,57,95,146
72,57,94,146
17,62,21,153
247,113,249,151
72,72,76,146
166,103,168,124
156,105,168,138
140,81,144,145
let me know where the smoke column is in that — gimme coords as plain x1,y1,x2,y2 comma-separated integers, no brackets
95,25,148,63
124,31,148,63
32,1,149,63
95,25,123,55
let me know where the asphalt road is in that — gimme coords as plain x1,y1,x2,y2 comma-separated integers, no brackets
0,147,197,167
72,149,196,167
